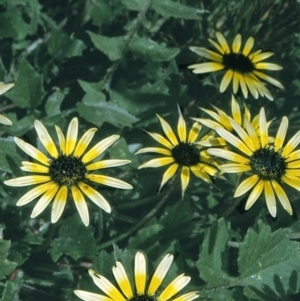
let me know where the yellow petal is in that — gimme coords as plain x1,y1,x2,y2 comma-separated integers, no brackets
188,62,225,73
34,120,58,158
0,82,14,94
71,185,89,226
158,163,179,193
264,180,276,217
86,159,131,171
271,180,292,215
135,147,171,156
177,106,187,143
82,135,120,164
157,115,178,146
78,182,111,213
88,270,126,301
55,125,66,154
158,274,190,301
138,157,175,169
232,34,241,53
245,179,264,210
112,262,133,299
220,70,233,93
15,182,53,206
134,252,146,295
14,137,49,166
234,174,259,197
74,128,97,158
274,116,288,152
187,122,201,143
31,183,59,218
148,254,173,295
4,175,51,187
86,174,133,189
0,114,12,125
242,36,254,56
180,166,190,198
51,185,67,223
65,117,78,155
189,46,223,62
215,32,230,54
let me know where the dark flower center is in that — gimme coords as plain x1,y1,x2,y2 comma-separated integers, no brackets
250,147,286,180
171,142,200,166
130,294,155,301
222,52,255,73
49,155,87,186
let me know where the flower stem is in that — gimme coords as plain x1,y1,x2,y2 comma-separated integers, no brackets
97,174,178,250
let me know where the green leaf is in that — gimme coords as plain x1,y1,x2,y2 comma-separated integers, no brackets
8,242,31,266
93,249,116,275
49,214,97,262
5,59,44,109
237,220,300,291
86,0,114,27
0,237,17,280
130,36,180,61
127,218,163,252
0,280,19,301
45,91,65,116
78,80,106,97
77,93,139,128
152,0,205,19
158,199,194,240
0,137,23,173
47,29,86,59
120,0,205,19
88,32,179,62
203,287,247,301
87,31,126,61
197,218,232,285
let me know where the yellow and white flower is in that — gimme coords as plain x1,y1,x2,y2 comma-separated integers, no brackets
136,107,219,197
188,32,283,100
192,95,272,147
74,252,199,301
207,108,300,217
4,117,132,226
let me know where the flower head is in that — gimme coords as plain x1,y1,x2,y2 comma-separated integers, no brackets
4,118,132,226
207,108,300,217
0,82,14,125
188,32,283,100
136,106,219,197
192,95,272,147
74,251,199,301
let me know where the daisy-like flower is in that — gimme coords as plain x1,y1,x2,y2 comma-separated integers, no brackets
188,32,283,100
74,251,199,301
0,82,14,125
207,107,300,217
135,107,219,197
4,118,132,226
192,95,272,147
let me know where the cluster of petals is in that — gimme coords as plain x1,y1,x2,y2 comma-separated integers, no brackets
5,118,132,226
75,252,199,301
188,32,283,100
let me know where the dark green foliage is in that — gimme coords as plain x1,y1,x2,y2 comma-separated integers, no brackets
0,0,300,301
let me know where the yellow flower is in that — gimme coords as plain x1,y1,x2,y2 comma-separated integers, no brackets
136,107,219,197
4,117,132,226
188,32,283,100
0,82,14,125
74,251,199,301
207,108,300,217
192,95,272,147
